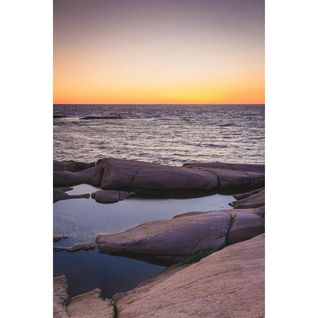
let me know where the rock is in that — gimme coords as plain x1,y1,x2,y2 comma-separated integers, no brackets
232,189,265,209
53,160,95,172
114,234,265,318
96,210,264,262
228,211,265,244
96,158,219,192
233,187,264,200
53,275,114,318
81,115,123,120
53,276,69,318
53,114,67,119
186,164,264,191
53,188,90,203
54,242,95,252
53,236,69,243
91,190,130,203
184,162,265,174
53,166,103,187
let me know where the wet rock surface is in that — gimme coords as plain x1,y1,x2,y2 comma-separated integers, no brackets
91,190,130,203
53,275,114,318
96,209,264,262
113,234,265,318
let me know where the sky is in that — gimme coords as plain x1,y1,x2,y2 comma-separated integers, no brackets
54,0,264,104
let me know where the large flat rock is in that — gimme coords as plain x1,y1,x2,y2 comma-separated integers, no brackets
96,158,219,191
53,166,103,187
114,234,265,318
96,210,264,262
53,275,114,318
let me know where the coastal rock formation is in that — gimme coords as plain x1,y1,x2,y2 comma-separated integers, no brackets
54,166,103,187
95,158,264,193
91,190,130,203
53,160,94,172
53,158,264,195
53,188,90,203
53,276,114,318
96,210,264,262
232,188,265,209
96,158,219,191
184,163,264,191
54,242,95,252
233,186,264,200
184,162,265,174
113,234,265,318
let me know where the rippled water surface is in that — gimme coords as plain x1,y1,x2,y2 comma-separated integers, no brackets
54,104,264,165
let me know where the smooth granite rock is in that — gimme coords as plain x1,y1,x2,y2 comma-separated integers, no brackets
53,275,114,318
184,162,265,174
114,234,265,318
96,210,264,262
54,166,103,187
233,187,264,200
91,190,130,203
53,160,94,172
96,158,219,191
232,189,265,209
53,188,90,203
54,242,95,252
187,165,264,190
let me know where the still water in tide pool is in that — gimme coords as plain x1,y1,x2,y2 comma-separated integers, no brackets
54,104,264,165
54,184,234,298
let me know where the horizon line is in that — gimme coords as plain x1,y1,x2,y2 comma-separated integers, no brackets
53,103,265,106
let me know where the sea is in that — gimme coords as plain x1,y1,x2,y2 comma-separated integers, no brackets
53,104,265,165
53,104,264,298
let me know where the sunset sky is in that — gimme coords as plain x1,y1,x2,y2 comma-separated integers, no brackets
54,0,264,104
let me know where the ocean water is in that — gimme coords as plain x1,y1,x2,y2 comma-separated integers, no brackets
53,104,264,298
53,104,264,165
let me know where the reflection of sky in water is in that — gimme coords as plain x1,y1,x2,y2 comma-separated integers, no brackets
54,248,165,299
54,184,234,243
54,184,234,298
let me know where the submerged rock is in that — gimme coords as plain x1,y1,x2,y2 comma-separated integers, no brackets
81,115,123,120
53,188,90,203
96,210,264,262
53,160,94,172
54,242,95,252
113,234,265,318
53,275,114,318
91,190,130,203
53,236,69,243
54,166,103,187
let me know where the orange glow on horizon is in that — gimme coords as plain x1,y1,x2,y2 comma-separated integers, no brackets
54,0,264,104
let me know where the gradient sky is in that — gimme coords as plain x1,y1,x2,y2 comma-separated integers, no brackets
54,0,264,104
